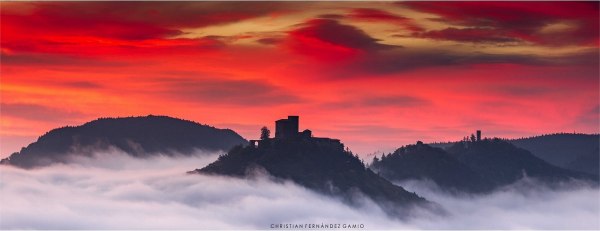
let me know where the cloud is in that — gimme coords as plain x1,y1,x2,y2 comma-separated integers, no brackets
256,37,284,45
2,4,180,45
0,152,597,229
317,14,345,20
348,8,423,32
0,51,126,67
325,95,430,109
284,18,584,77
417,27,520,44
286,19,394,62
334,124,419,138
0,2,293,59
402,2,599,46
152,77,302,106
1,2,289,41
60,81,103,89
289,19,393,51
0,103,87,122
571,105,600,133
349,49,548,75
361,95,430,107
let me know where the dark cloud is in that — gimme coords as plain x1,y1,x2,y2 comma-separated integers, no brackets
362,95,430,107
61,81,102,89
348,8,423,32
347,47,597,76
284,18,583,76
487,86,556,97
1,103,86,122
256,38,284,45
352,49,548,75
326,95,430,109
288,19,394,52
401,2,599,46
1,2,290,41
194,36,229,49
0,52,125,66
317,14,345,19
336,124,419,137
153,78,302,106
417,27,520,44
545,48,600,67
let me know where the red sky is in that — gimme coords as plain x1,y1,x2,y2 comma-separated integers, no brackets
1,2,599,157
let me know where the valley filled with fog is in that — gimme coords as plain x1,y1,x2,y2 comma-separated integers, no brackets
1,151,598,229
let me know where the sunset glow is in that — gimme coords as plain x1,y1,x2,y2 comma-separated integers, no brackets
1,2,598,157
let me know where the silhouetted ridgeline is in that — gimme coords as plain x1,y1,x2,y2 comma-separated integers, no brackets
372,138,597,193
192,116,429,216
429,133,599,175
509,133,599,175
370,142,491,193
1,115,247,168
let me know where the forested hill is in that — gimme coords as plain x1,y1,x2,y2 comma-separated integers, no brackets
2,115,247,168
372,139,597,193
193,137,428,216
429,133,599,175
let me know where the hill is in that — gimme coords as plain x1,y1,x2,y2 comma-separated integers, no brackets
370,142,491,193
566,147,600,176
509,134,599,175
447,139,596,186
191,116,428,216
1,115,247,168
429,133,599,175
372,139,596,193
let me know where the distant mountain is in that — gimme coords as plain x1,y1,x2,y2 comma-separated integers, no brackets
370,142,491,193
373,139,596,193
430,133,599,175
1,115,247,168
509,134,599,175
447,139,595,186
192,137,428,216
566,147,600,176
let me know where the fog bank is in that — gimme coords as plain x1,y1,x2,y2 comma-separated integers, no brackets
0,152,598,229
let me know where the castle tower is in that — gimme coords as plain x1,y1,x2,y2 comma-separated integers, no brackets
275,116,299,139
476,130,481,141
287,116,299,134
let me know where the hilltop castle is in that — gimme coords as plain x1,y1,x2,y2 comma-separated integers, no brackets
250,116,341,149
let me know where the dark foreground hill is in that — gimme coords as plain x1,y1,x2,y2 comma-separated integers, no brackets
372,139,596,193
1,115,247,168
192,137,429,216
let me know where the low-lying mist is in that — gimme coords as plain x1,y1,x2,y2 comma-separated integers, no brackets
397,179,600,229
1,151,598,229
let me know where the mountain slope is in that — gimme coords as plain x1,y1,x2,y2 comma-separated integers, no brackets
566,147,600,176
370,142,491,193
509,134,599,174
192,137,428,216
447,139,596,187
373,139,596,193
2,115,247,168
430,134,599,175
